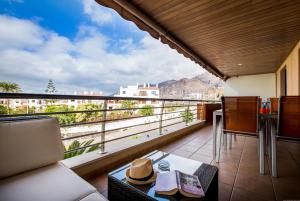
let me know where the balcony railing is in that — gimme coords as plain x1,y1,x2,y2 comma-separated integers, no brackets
0,93,220,158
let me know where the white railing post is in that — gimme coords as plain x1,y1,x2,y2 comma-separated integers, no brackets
100,99,107,154
159,100,165,135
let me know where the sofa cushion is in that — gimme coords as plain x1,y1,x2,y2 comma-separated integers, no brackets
0,117,64,178
0,162,106,201
80,192,107,201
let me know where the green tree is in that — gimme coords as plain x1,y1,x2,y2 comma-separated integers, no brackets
0,81,21,93
0,81,21,114
139,105,154,116
75,103,102,122
181,109,194,124
44,105,75,124
120,100,137,116
45,79,57,94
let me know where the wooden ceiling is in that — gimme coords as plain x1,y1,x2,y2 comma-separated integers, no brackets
96,0,300,79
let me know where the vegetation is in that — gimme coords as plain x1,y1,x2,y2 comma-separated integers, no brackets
0,81,21,114
0,105,8,114
64,139,101,159
120,100,137,116
44,105,76,124
43,104,103,124
0,81,21,93
45,79,57,94
75,103,102,122
139,105,154,116
181,109,194,123
11,106,36,115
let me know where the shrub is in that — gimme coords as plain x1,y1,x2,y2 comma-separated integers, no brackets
139,105,154,116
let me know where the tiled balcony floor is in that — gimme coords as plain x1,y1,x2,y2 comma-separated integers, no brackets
88,124,300,201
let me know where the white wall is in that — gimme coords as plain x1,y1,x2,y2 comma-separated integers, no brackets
224,73,276,100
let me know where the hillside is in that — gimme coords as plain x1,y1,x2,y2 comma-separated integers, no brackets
159,72,224,99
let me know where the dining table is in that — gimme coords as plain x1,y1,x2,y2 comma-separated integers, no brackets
212,109,277,175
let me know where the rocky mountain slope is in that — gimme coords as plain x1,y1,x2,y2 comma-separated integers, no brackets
159,72,224,99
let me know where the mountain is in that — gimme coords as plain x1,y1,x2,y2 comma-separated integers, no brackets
159,72,224,99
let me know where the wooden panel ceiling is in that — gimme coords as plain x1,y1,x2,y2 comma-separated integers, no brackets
130,0,300,77
97,0,300,78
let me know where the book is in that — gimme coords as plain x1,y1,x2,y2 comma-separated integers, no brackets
155,170,205,198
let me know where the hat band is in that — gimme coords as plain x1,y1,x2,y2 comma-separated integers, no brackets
128,170,154,181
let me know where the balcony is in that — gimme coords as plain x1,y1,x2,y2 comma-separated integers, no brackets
1,1,300,201
1,93,300,201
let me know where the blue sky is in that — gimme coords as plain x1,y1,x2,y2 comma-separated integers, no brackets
0,0,204,94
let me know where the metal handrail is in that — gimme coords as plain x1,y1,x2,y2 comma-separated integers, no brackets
64,116,199,154
0,105,198,118
0,92,219,155
0,92,220,102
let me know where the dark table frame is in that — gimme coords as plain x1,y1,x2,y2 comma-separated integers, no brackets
108,151,218,201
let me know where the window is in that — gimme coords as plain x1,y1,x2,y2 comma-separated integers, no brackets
139,91,147,96
32,100,35,103
151,91,157,95
122,91,126,94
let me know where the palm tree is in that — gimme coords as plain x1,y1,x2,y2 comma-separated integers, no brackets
0,81,21,93
0,81,21,114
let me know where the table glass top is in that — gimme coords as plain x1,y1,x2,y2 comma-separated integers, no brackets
109,151,205,201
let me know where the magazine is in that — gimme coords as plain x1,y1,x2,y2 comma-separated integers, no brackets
155,170,205,198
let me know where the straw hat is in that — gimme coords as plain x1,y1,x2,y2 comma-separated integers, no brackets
125,158,157,185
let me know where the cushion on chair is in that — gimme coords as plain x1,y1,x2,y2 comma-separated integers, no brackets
0,162,107,201
0,117,64,179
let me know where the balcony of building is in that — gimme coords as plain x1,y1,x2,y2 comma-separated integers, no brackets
1,1,300,201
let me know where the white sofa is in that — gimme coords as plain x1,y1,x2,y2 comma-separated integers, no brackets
0,117,107,201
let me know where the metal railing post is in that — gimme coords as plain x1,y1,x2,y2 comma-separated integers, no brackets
159,100,165,135
186,101,190,126
99,100,107,154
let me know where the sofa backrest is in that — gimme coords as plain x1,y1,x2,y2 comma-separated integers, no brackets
0,117,64,179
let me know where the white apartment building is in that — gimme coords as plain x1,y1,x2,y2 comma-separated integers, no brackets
108,83,161,110
115,83,159,98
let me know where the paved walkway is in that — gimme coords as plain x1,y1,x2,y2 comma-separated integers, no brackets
88,124,300,201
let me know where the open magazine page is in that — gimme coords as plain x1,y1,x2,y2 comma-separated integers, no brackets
177,171,205,198
155,171,178,194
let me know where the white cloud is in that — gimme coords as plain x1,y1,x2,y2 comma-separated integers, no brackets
81,0,113,25
0,15,205,94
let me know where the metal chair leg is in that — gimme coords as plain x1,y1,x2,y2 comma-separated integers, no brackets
259,128,265,175
271,121,278,177
224,132,227,149
229,133,232,149
212,113,217,160
216,122,223,163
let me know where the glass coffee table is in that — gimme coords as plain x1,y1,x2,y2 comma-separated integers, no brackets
108,150,218,201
